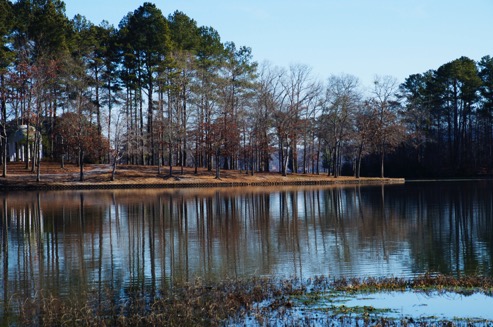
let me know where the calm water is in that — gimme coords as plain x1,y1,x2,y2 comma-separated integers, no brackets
1,181,493,304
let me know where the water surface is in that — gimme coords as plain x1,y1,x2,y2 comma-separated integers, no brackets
1,181,493,306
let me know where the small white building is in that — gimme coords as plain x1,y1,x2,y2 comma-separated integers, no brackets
8,125,43,162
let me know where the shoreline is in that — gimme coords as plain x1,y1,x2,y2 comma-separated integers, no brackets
0,176,406,191
0,162,405,191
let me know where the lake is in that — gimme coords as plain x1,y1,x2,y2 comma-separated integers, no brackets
1,180,493,312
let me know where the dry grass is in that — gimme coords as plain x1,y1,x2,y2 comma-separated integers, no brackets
13,277,280,327
1,161,404,189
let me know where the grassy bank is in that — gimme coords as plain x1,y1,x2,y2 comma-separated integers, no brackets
0,162,404,191
3,274,493,327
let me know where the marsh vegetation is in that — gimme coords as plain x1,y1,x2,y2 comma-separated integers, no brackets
6,275,493,326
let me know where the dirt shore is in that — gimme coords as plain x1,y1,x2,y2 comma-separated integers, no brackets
0,161,405,191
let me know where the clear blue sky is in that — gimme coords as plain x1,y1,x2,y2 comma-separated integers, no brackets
64,0,493,88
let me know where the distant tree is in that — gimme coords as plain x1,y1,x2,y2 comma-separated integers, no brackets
193,26,224,172
31,58,59,181
0,0,13,177
251,62,282,172
106,105,126,181
11,0,70,168
275,64,317,175
258,64,289,175
98,21,122,164
479,56,493,113
209,120,223,179
218,42,257,170
434,57,482,173
61,49,107,180
71,15,107,162
56,112,108,180
369,75,405,177
13,0,70,60
353,105,373,178
397,71,441,175
300,81,322,175
166,11,201,174
118,3,171,165
318,74,361,177
478,56,493,169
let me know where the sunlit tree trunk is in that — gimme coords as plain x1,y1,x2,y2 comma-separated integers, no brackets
1,74,6,178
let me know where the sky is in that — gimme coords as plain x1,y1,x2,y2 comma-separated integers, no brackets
64,0,493,89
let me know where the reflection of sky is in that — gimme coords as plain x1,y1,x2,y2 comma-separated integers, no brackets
342,291,493,320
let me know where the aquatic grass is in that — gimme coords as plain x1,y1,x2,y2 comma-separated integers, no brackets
410,273,493,294
330,276,409,293
7,274,493,326
313,273,493,295
12,277,281,326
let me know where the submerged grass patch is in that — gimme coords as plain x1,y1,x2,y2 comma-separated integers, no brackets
3,274,493,326
327,273,493,295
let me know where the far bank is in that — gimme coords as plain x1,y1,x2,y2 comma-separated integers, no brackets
0,162,404,191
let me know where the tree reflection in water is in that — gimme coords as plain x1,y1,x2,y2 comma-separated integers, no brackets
1,181,493,317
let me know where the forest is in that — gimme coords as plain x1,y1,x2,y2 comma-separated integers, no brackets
1,0,493,179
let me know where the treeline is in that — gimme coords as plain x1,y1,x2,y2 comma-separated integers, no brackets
0,0,492,180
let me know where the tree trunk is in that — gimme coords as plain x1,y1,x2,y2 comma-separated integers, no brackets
25,127,30,170
250,153,254,176
182,86,187,173
79,149,84,182
302,135,307,174
1,74,6,177
95,66,102,163
333,144,340,178
30,143,35,173
1,137,6,178
168,143,173,177
282,145,289,177
36,134,41,182
380,149,385,178
36,155,41,182
215,147,221,179
194,140,198,175
148,78,154,165
60,139,65,169
111,157,116,181
356,143,363,178
157,148,161,175
326,149,332,177
139,85,145,165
